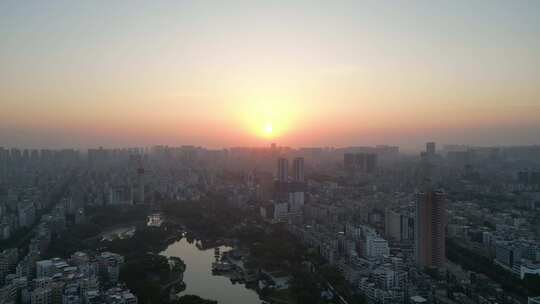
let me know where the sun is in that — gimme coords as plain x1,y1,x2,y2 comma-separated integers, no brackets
264,123,273,135
238,100,294,140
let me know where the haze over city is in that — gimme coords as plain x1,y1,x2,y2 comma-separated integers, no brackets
1,1,540,150
2,2,540,304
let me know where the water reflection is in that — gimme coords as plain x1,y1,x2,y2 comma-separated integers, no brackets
160,238,263,304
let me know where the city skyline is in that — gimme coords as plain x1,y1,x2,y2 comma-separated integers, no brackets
2,2,540,301
2,1,540,149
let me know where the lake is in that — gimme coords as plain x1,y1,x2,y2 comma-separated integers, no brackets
160,238,263,304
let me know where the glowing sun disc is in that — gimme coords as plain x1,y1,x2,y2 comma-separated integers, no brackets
264,123,273,134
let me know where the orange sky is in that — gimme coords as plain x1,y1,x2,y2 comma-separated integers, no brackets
1,1,539,149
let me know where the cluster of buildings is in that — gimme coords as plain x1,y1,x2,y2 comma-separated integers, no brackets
494,240,540,279
0,147,141,304
75,148,210,207
259,157,306,222
288,187,448,304
445,180,540,282
344,152,378,175
1,173,63,242
2,141,539,304
1,251,135,304
263,142,540,303
0,198,136,304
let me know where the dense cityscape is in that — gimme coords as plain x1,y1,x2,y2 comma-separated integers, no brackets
1,143,539,304
2,1,540,304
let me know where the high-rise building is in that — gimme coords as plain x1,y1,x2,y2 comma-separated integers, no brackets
401,214,415,241
415,190,447,268
277,158,288,182
0,249,18,284
385,209,401,240
135,167,145,204
128,154,145,204
426,142,436,155
18,202,36,228
421,142,440,182
365,153,377,173
266,157,306,222
366,234,390,259
31,287,52,304
344,153,356,169
36,260,54,278
292,157,304,182
344,153,377,174
385,209,415,242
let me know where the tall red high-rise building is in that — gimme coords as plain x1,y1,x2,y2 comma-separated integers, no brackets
415,190,448,268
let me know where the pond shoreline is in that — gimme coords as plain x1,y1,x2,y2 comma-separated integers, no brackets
160,236,264,304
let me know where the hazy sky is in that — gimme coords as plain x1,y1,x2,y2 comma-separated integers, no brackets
1,0,539,149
